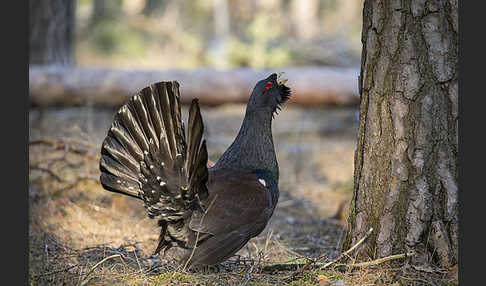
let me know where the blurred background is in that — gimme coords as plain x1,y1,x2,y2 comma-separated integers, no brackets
29,0,365,283
76,0,363,69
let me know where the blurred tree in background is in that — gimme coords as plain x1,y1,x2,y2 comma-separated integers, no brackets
30,0,76,65
75,0,364,69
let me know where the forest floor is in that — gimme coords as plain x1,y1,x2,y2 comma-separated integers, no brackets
28,104,457,285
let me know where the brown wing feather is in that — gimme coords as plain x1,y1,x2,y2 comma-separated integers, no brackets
190,168,274,235
185,168,277,266
182,229,251,266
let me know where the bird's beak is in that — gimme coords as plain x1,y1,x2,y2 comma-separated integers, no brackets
277,72,288,85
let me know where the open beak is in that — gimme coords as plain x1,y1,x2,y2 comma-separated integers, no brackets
277,72,288,85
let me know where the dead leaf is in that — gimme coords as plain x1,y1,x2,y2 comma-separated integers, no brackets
317,274,331,286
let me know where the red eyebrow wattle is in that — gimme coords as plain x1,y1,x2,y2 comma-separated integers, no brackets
264,81,273,93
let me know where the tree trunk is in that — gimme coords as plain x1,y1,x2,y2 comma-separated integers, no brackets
343,0,458,268
29,0,76,65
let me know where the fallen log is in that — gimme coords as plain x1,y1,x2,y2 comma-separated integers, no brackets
29,65,359,107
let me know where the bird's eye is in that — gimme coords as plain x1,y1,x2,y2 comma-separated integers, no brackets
264,81,273,94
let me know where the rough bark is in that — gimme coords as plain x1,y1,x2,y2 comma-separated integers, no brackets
28,66,359,107
343,0,458,268
29,0,76,65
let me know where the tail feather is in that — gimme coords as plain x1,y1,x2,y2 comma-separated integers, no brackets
189,140,209,201
186,100,208,200
107,120,144,164
153,82,183,159
186,100,203,174
99,172,141,199
101,135,139,173
99,81,209,253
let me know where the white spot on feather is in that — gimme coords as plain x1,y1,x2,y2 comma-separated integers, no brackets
258,178,267,187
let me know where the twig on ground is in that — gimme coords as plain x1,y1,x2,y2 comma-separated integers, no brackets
263,229,273,257
261,229,414,279
336,252,415,269
317,227,373,270
182,194,219,271
261,228,373,275
260,251,411,273
239,261,255,286
272,238,310,262
79,254,125,286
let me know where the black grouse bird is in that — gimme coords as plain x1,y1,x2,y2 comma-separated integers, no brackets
99,73,290,267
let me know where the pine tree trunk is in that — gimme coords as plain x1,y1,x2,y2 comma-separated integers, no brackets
343,0,458,268
29,0,76,65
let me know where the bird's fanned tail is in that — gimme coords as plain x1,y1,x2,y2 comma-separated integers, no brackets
99,81,208,254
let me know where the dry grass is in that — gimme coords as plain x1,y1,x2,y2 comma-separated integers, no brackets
28,105,457,285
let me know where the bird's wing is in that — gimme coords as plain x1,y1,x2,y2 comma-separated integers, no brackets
183,168,278,266
189,168,277,237
182,228,252,266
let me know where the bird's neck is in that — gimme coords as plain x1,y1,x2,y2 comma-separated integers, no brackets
214,107,279,182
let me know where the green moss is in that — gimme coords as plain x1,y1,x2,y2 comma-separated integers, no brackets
288,272,319,286
151,271,199,284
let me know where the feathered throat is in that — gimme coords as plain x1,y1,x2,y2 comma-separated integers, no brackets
274,84,291,117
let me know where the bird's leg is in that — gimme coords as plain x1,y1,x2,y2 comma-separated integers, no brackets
246,245,252,263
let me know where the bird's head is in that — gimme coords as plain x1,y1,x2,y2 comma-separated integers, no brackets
247,72,291,116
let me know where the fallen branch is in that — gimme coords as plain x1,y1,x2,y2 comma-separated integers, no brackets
260,251,413,272
335,252,415,269
29,65,360,107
